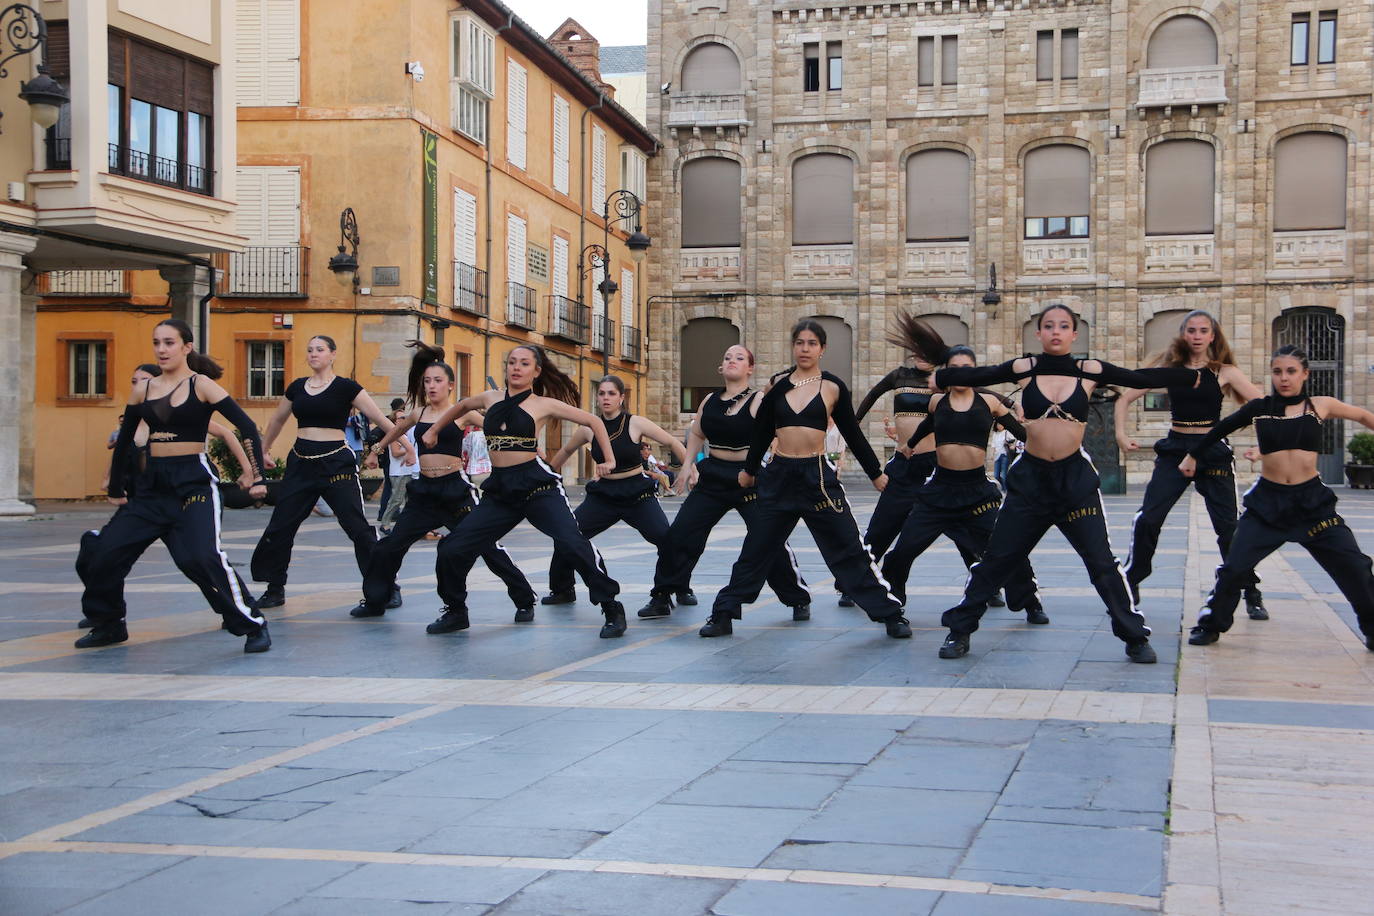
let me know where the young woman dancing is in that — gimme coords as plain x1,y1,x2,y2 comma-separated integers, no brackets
649,345,811,620
879,330,1043,622
76,320,270,652
423,345,628,637
701,319,911,639
542,375,687,616
1116,310,1265,616
350,342,535,621
922,304,1202,663
1182,345,1374,650
250,335,396,610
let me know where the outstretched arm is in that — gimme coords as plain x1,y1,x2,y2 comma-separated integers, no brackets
1079,360,1199,390
829,378,884,480
934,358,1025,391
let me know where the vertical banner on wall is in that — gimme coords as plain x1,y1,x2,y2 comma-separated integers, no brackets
422,130,439,305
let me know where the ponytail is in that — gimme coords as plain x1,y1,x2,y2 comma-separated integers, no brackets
514,344,579,406
404,340,452,407
156,319,223,379
887,311,951,367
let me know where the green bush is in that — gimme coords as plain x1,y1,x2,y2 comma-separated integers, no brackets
1348,432,1374,465
207,432,284,481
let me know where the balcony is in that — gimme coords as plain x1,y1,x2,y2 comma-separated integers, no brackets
1021,239,1093,278
680,247,741,282
904,241,972,279
215,247,308,297
548,296,589,344
1136,66,1227,110
37,270,128,297
454,262,488,317
665,93,749,130
1144,235,1215,273
108,143,212,196
592,314,615,354
620,326,642,363
44,137,70,170
505,282,537,329
1271,230,1348,272
788,244,854,281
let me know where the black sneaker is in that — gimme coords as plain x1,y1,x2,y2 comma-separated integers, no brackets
427,607,470,633
75,624,128,649
1125,640,1158,664
540,589,575,606
1023,606,1050,626
1365,635,1374,652
513,606,535,623
637,595,673,618
1187,627,1219,646
77,616,95,629
244,624,272,654
938,632,969,658
257,586,286,609
349,601,385,618
792,604,811,622
884,615,912,639
386,587,403,610
699,614,733,637
987,592,1006,608
1245,591,1268,620
837,593,856,607
600,601,627,639
675,589,698,606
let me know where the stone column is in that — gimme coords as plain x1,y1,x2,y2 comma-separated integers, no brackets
158,264,212,347
0,230,39,515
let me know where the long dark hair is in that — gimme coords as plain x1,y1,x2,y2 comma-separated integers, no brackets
1154,309,1237,372
404,340,452,408
887,311,953,366
512,344,579,406
156,319,223,379
791,318,827,346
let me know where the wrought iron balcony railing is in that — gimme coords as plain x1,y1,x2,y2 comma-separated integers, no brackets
454,262,488,316
45,137,70,170
591,314,615,354
108,143,212,195
214,247,308,297
620,325,641,363
505,281,537,329
548,296,590,344
38,270,129,297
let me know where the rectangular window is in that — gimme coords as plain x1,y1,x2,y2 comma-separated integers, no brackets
107,84,121,146
1291,14,1310,66
507,213,527,286
451,14,495,144
803,43,820,92
246,341,285,399
1061,29,1078,79
826,42,842,90
455,87,487,144
68,341,107,398
506,59,527,169
552,95,570,194
107,35,214,195
1025,216,1089,239
620,268,635,328
917,37,934,86
591,126,606,212
551,235,569,299
620,147,647,201
940,36,958,86
236,0,301,107
1036,30,1054,81
1317,12,1336,64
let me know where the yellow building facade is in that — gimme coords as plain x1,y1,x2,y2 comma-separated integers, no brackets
34,0,657,499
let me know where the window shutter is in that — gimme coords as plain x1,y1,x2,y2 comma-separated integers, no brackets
263,0,301,106
941,36,958,85
681,42,741,92
1146,16,1218,68
591,262,605,321
453,188,478,265
552,235,569,298
917,37,934,85
1061,30,1079,79
506,59,527,169
1024,145,1090,218
681,318,741,388
1036,31,1054,81
235,168,267,243
132,41,185,109
552,95,570,194
507,214,527,285
236,0,263,105
109,33,126,86
907,149,970,241
1145,140,1214,235
681,157,741,247
592,126,606,212
792,153,854,245
46,22,69,80
1274,132,1347,231
620,268,634,327
263,168,301,245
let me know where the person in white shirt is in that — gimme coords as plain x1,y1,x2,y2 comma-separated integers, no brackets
379,410,419,533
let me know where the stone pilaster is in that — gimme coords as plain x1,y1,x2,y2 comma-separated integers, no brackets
0,230,38,515
158,264,213,348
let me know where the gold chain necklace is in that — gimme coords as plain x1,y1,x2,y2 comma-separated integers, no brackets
791,374,822,388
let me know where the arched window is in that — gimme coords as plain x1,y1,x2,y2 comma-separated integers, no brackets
1024,145,1089,239
1146,16,1218,68
1145,140,1215,235
680,318,739,412
906,150,971,242
806,315,853,386
680,42,741,93
1023,315,1091,357
1273,132,1347,231
681,157,742,248
920,313,970,347
792,154,854,245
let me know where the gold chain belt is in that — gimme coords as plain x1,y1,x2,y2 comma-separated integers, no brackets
291,442,354,460
486,436,538,451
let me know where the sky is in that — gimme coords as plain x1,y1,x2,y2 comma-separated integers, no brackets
505,0,649,46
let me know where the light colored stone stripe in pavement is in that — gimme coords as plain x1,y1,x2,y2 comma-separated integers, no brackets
0,840,1161,911
0,671,1176,724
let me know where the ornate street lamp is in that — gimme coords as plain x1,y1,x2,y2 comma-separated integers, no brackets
327,207,360,292
0,4,68,131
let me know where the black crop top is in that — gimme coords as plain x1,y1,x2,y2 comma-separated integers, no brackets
107,375,265,498
748,371,883,480
855,366,931,421
1189,395,1323,457
893,389,931,418
591,413,644,472
773,384,829,432
286,376,364,430
1022,376,1092,423
415,419,464,458
1168,367,1224,428
699,389,755,451
907,393,1027,449
484,389,538,452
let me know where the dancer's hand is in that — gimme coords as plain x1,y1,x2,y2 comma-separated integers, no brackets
1243,447,1260,462
263,453,277,470
421,427,438,449
237,471,255,490
249,483,267,500
364,453,379,470
674,465,696,495
1178,455,1197,478
872,473,889,492
1116,435,1139,452
738,471,755,488
107,496,127,507
594,460,613,478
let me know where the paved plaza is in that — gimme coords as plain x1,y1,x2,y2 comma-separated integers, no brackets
1,485,1372,915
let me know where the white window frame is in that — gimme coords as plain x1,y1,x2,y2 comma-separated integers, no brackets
451,14,495,144
67,340,107,398
236,0,301,107
551,235,569,299
620,267,635,328
246,340,286,400
619,146,647,201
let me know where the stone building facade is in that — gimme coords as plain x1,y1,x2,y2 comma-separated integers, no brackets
645,0,1372,485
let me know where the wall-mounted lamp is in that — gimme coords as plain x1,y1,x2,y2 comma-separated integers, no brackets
327,207,361,292
981,263,1001,314
0,4,68,131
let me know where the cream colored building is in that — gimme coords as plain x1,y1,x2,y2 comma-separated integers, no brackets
645,0,1371,488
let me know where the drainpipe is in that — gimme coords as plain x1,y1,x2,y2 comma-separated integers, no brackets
197,261,215,353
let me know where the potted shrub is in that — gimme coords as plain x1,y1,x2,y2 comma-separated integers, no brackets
207,432,283,507
1345,432,1374,489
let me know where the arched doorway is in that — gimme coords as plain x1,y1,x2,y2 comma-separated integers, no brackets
680,317,740,412
1273,308,1345,482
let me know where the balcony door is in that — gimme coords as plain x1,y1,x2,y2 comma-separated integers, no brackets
233,167,302,295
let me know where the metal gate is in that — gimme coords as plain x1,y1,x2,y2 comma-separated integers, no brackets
1273,308,1345,483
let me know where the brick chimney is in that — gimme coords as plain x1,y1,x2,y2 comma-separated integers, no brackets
548,18,613,96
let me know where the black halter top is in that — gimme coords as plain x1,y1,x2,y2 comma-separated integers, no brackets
590,413,643,472
484,389,537,452
699,389,754,451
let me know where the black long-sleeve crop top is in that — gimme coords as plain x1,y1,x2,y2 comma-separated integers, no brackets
1187,395,1324,457
747,371,883,480
855,366,931,422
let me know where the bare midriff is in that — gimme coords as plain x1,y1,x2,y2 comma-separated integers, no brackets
934,443,988,471
709,445,748,461
148,441,206,458
296,427,346,442
895,415,934,455
774,427,826,457
1258,450,1321,486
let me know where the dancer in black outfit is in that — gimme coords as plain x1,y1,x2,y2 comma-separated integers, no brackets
920,304,1202,664
879,335,1043,621
1116,310,1264,615
702,320,911,639
76,320,271,653
350,342,535,621
542,375,687,615
425,345,629,637
649,345,811,620
76,363,257,629
250,335,396,609
1183,346,1374,650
